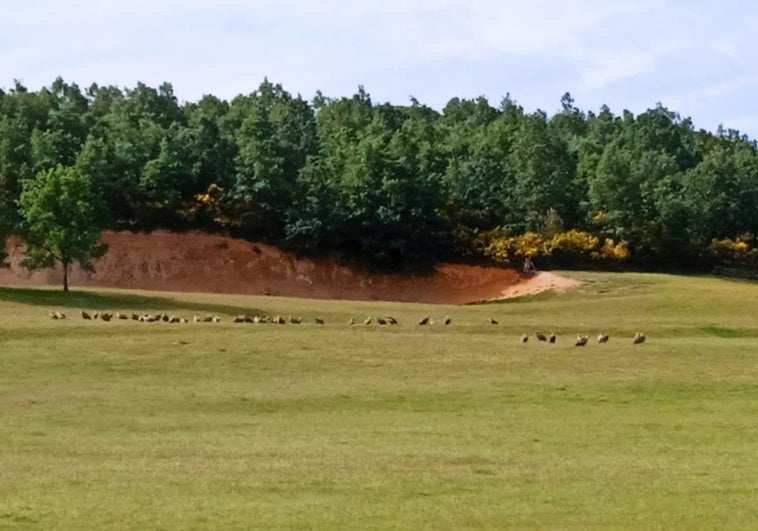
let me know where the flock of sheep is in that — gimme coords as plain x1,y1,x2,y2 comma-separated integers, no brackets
47,309,646,344
521,331,646,345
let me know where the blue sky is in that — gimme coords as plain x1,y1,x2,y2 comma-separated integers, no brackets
3,0,758,137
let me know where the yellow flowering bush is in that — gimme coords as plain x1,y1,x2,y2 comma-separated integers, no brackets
477,229,630,267
178,183,241,227
594,238,630,261
708,232,753,260
708,232,758,267
548,229,598,255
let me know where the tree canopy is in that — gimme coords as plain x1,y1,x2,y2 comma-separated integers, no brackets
2,77,758,272
18,164,107,291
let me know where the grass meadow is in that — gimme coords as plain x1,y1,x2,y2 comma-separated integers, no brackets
1,271,757,529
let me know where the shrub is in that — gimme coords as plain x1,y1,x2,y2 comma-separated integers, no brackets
594,238,631,261
707,233,758,267
178,184,242,228
477,229,630,268
548,230,598,255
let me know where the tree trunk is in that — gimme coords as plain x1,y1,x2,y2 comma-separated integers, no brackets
63,262,69,292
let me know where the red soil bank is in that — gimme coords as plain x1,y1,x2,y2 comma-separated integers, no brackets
1,231,578,304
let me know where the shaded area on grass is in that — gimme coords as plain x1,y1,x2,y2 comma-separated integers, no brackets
699,326,757,338
0,286,264,317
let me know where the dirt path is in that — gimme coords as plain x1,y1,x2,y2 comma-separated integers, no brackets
1,231,579,304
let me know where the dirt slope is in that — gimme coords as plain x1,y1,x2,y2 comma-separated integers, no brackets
1,231,578,304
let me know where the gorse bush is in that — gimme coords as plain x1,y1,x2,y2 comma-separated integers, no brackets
548,229,599,255
178,183,242,229
707,233,758,266
477,229,630,268
596,237,631,261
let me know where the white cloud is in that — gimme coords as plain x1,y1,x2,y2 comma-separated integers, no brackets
665,74,758,107
579,42,683,89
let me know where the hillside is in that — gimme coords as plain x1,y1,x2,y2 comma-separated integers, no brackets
1,231,577,304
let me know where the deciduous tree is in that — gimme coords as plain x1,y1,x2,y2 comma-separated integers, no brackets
19,165,107,291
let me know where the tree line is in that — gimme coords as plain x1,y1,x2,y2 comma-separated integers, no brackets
2,77,758,275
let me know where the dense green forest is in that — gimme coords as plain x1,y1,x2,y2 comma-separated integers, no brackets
1,77,757,271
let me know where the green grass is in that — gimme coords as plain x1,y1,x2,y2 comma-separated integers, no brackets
1,272,758,529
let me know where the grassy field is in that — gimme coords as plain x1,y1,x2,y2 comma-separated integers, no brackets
1,271,757,529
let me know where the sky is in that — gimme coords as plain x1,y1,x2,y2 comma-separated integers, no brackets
3,0,758,137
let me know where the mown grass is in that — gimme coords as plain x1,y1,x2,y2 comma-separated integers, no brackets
1,272,757,529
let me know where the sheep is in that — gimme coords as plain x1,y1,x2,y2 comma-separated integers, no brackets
575,334,589,346
489,317,498,325
633,332,646,344
376,317,387,325
131,313,140,321
314,318,325,325
202,315,215,322
444,316,452,325
212,316,221,323
597,333,609,343
536,332,547,341
348,317,355,325
549,333,557,343
116,312,128,320
81,310,92,320
100,312,112,322
521,333,529,343
385,316,398,325
49,311,63,320
364,316,373,325
233,315,246,323
289,315,302,324
418,316,430,325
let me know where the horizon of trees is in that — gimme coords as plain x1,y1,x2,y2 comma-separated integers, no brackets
1,77,757,272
